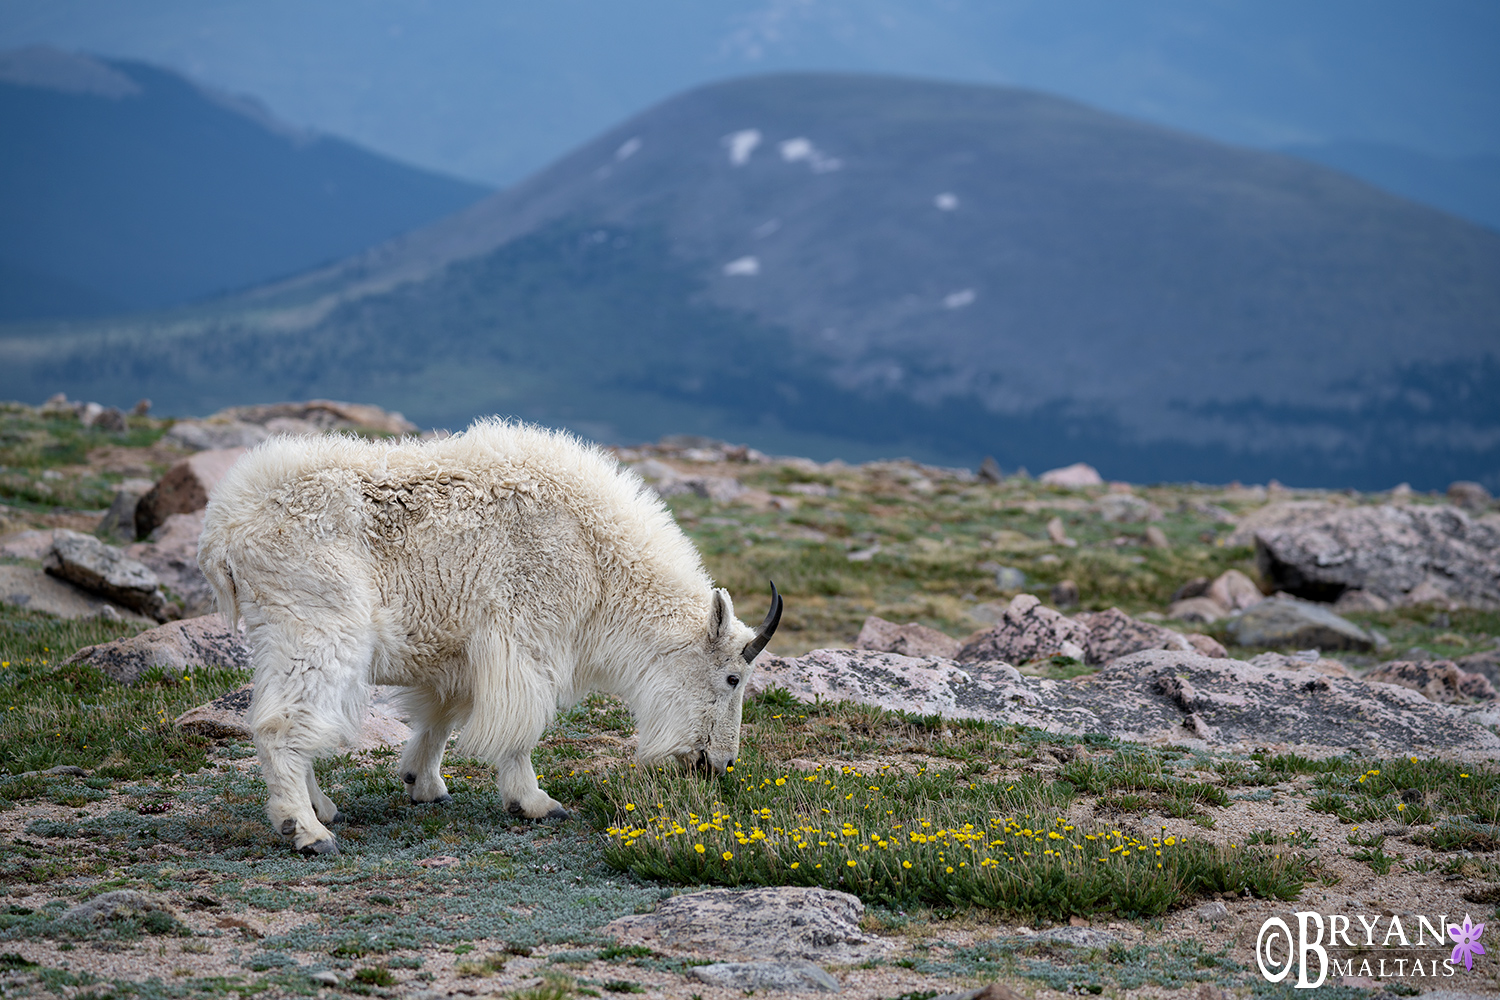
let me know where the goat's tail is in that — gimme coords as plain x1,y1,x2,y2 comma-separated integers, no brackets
196,529,241,629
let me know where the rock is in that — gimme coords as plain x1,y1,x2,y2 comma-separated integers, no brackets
977,456,1003,483
125,511,214,617
1167,596,1231,623
1254,505,1500,609
687,962,839,992
1036,926,1117,948
94,479,155,543
1366,661,1497,703
1194,901,1230,920
630,458,744,502
65,614,249,684
0,564,145,621
135,448,246,539
1051,579,1079,609
43,529,169,621
87,406,128,432
1039,463,1103,488
166,400,418,451
1073,607,1194,664
1333,589,1390,613
1207,569,1264,611
1225,596,1377,652
854,616,961,659
1092,494,1162,523
173,680,412,750
165,420,269,451
602,887,889,963
1184,633,1228,658
1247,651,1351,678
956,594,1090,664
1224,500,1345,548
984,564,1026,590
750,647,1104,735
1448,481,1493,510
1144,525,1171,549
63,890,171,924
1045,516,1076,546
1456,648,1500,690
1076,649,1500,756
308,971,340,987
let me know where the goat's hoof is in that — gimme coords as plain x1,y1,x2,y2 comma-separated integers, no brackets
300,838,339,857
546,807,572,821
434,794,453,805
279,818,296,836
506,800,524,816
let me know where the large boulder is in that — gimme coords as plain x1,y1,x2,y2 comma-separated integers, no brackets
1224,595,1377,652
603,887,889,963
64,614,249,684
1072,607,1193,663
1253,504,1500,609
135,448,245,539
125,511,213,617
43,529,169,621
1224,500,1346,549
165,400,418,451
854,615,962,659
94,478,155,543
749,647,1106,735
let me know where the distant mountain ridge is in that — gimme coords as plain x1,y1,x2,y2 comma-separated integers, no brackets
2,72,1497,490
0,46,490,319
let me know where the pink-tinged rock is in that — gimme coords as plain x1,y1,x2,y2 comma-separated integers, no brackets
1333,589,1390,613
136,448,246,538
1366,660,1497,703
65,614,249,684
854,615,961,659
0,528,62,560
1207,569,1263,611
1039,463,1103,488
956,594,1089,664
1254,504,1500,609
749,647,1105,735
1073,607,1193,664
175,681,411,750
1184,633,1228,658
1225,500,1344,548
125,511,213,617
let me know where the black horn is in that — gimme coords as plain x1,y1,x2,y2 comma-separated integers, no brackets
741,581,783,663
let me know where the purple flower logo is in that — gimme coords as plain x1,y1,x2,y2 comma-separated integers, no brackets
1450,915,1486,971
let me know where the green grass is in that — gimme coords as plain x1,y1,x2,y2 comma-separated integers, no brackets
0,405,171,511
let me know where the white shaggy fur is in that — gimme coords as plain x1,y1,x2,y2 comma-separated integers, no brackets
198,420,764,853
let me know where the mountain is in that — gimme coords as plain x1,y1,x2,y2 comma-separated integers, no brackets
0,47,490,320
1278,140,1500,234
2,73,1497,490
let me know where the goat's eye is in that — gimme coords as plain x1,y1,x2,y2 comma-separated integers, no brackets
726,674,740,688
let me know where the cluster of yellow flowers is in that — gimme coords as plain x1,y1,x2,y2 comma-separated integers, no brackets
604,766,1187,877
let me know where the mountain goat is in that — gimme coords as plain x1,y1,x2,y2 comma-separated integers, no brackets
198,421,781,855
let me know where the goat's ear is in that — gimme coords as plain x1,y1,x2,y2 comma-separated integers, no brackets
708,588,734,646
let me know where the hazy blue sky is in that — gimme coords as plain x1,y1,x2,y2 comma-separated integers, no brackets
2,1,1496,184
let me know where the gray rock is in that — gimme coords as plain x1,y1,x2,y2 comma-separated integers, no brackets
1225,500,1346,549
1253,504,1500,609
1224,595,1376,652
1333,588,1390,613
749,647,1105,736
992,565,1027,590
0,564,147,621
64,614,250,684
977,456,1003,483
602,887,889,963
1039,463,1103,487
63,890,170,924
1448,481,1493,510
165,420,269,451
1194,900,1230,920
126,511,214,617
308,970,340,987
1092,494,1162,523
1051,579,1080,609
94,479,155,543
854,615,961,659
1143,525,1170,549
135,448,245,539
931,987,1024,1000
688,961,839,992
1167,596,1230,623
43,529,169,621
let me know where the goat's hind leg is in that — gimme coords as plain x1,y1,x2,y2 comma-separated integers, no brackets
397,689,461,805
249,629,368,855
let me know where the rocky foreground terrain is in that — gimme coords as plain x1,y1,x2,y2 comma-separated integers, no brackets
1,397,1498,999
